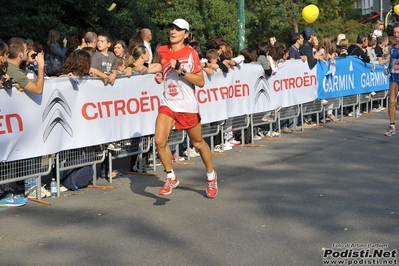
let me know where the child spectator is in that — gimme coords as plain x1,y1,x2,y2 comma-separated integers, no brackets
116,57,127,75
372,20,384,40
91,33,118,84
189,41,214,75
338,38,349,56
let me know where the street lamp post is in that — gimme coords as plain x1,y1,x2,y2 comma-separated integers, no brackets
238,0,245,52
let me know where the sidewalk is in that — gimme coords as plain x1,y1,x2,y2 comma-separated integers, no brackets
1,112,398,266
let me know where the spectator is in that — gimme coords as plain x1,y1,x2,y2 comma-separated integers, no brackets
0,41,11,89
126,45,161,73
205,49,221,70
372,20,384,40
113,40,132,76
83,31,98,49
5,38,46,200
7,37,45,94
347,34,370,63
300,27,321,69
189,41,214,75
319,36,336,64
366,37,378,68
113,40,129,61
375,36,390,66
141,28,153,64
25,41,44,81
46,29,67,76
81,46,97,57
269,36,276,47
127,33,144,56
59,49,91,77
336,33,346,46
91,33,118,84
288,33,306,62
338,38,349,56
256,42,272,76
210,36,237,72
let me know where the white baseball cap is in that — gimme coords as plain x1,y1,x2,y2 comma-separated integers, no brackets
337,33,346,44
168,18,190,31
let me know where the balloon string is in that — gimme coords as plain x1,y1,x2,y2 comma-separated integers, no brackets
298,12,380,39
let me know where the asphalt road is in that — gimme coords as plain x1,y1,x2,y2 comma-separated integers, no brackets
1,111,398,266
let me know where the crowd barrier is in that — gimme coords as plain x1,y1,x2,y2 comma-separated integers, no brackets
0,56,390,200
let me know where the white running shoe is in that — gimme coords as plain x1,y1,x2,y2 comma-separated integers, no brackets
384,125,396,137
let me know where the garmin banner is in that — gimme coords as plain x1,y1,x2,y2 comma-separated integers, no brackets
317,56,389,99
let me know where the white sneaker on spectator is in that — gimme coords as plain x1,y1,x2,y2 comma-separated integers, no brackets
321,99,328,105
377,106,385,111
229,139,241,145
253,135,262,141
347,112,353,117
327,114,336,121
183,148,199,157
266,131,279,137
370,91,376,96
107,142,122,151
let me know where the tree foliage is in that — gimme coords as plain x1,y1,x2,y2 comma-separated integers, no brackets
0,0,380,55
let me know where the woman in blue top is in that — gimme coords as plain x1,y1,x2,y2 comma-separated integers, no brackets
46,29,67,76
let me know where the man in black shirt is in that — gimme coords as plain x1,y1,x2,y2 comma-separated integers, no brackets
347,34,370,63
299,27,320,69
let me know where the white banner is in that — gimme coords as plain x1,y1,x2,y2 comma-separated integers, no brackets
0,61,318,161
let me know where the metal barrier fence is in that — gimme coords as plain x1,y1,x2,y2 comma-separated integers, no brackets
301,100,323,129
277,105,300,132
107,137,152,182
222,115,250,147
201,123,221,151
371,90,388,111
1,91,390,200
0,155,53,199
341,95,359,120
56,145,106,196
320,97,341,126
252,109,279,139
359,93,371,113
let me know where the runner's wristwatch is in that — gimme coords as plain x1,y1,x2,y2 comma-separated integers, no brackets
179,68,187,77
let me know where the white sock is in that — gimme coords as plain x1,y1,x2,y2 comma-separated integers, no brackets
207,171,215,180
166,170,175,179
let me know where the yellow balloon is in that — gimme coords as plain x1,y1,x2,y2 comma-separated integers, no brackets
302,4,319,24
394,5,399,15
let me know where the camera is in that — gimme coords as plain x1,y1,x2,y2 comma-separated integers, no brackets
1,76,13,90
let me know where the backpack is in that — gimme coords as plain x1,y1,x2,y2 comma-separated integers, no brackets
61,166,94,191
45,53,63,76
